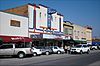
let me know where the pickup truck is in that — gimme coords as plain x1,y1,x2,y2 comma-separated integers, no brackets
0,43,33,58
70,44,90,54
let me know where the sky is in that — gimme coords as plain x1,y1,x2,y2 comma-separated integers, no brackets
0,0,100,38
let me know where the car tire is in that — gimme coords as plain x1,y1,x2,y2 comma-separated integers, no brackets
80,50,83,54
33,52,37,56
46,51,49,55
17,52,25,58
87,50,90,54
57,51,61,54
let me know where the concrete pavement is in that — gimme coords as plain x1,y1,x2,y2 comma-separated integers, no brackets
0,50,100,66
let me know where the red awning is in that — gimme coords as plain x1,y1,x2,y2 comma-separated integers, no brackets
0,35,32,42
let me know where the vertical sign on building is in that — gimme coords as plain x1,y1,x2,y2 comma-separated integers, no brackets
47,8,52,29
32,7,34,29
59,17,61,32
33,4,36,29
47,14,51,29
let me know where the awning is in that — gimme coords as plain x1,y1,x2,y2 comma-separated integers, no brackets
0,35,32,42
74,40,87,44
92,42,100,45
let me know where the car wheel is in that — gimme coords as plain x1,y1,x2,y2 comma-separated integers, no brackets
46,51,49,55
33,52,37,56
17,52,25,58
57,51,61,54
80,50,83,54
87,50,90,54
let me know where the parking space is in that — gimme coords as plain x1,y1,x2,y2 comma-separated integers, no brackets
0,50,100,65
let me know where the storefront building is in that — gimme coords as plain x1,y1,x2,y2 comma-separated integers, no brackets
1,3,64,47
28,4,64,47
73,24,87,44
85,26,92,44
1,3,92,46
0,11,32,44
63,21,74,46
73,24,92,44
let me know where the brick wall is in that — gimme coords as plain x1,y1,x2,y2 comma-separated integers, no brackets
3,5,28,17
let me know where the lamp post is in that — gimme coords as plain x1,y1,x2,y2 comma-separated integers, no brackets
23,37,25,45
21,37,25,45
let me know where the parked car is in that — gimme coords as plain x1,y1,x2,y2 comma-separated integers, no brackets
31,47,42,56
97,44,100,50
37,46,53,55
70,44,90,54
0,43,33,58
87,44,98,50
90,45,98,50
50,46,65,54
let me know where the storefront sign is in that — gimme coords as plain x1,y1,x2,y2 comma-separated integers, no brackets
11,37,22,40
43,34,55,39
31,34,43,38
0,35,32,42
53,31,64,36
55,35,63,40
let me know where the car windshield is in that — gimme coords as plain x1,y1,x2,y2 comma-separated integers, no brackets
74,45,82,48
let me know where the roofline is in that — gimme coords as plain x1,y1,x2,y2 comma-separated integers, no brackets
39,4,48,8
0,11,28,18
1,4,28,11
57,13,63,16
28,3,40,9
64,21,73,25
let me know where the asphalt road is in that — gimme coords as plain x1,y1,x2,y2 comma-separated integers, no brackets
0,50,100,66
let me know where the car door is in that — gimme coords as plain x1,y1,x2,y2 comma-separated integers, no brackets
53,46,58,52
0,44,14,55
0,45,5,55
83,45,88,52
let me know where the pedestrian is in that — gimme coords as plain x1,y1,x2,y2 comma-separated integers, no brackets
64,45,68,53
67,46,71,54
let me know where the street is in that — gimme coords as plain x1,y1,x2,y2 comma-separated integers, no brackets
0,50,100,66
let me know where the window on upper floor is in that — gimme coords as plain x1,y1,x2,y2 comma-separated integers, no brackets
40,12,41,18
55,17,57,22
77,31,79,33
74,30,76,32
45,13,46,17
10,20,20,27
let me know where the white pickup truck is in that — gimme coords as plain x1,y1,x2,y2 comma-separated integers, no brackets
70,44,90,54
0,43,33,58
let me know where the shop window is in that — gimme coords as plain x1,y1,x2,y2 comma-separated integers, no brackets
10,20,20,27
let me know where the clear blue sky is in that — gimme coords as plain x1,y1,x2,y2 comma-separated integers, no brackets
0,0,100,38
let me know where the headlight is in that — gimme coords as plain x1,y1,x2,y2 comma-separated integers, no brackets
76,49,80,50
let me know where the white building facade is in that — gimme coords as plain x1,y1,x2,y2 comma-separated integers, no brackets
0,11,32,43
28,4,64,47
